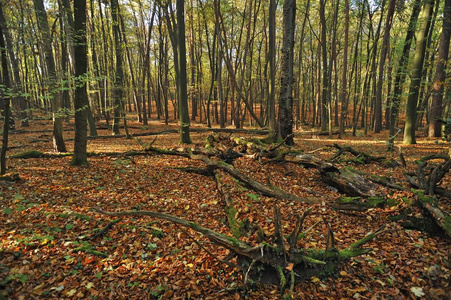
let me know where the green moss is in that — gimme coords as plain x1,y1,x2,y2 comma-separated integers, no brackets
11,150,44,158
386,198,401,207
338,197,362,204
338,248,370,259
412,189,438,205
224,206,241,238
276,265,286,290
443,214,451,234
302,255,326,265
338,196,385,208
402,197,412,204
226,236,242,247
188,222,201,231
367,197,385,208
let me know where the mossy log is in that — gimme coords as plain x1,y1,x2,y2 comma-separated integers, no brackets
320,164,381,197
197,155,320,204
92,207,389,289
146,146,320,204
416,155,451,196
412,190,451,238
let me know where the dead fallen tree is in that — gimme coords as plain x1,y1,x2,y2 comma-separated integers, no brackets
406,154,451,196
92,207,389,291
146,146,321,204
320,163,382,198
411,190,451,238
329,144,400,167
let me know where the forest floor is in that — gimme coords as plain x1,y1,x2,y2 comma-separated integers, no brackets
0,117,450,299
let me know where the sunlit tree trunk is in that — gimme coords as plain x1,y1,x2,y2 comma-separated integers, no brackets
428,0,451,137
388,0,420,149
176,0,192,143
33,0,67,152
404,0,434,144
374,0,396,133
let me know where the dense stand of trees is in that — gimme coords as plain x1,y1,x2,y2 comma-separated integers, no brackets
0,0,450,154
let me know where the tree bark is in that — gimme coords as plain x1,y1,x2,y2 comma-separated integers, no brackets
277,0,296,145
0,22,11,174
403,0,434,144
33,0,67,152
267,0,276,140
176,0,192,143
374,0,396,133
72,0,89,165
428,0,451,137
111,0,123,135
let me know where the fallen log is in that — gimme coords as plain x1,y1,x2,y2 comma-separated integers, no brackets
92,207,389,290
412,190,451,238
320,163,381,197
145,146,320,204
195,155,321,204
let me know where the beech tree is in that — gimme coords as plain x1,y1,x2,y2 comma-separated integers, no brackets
428,0,451,137
277,0,296,145
404,0,434,144
72,0,89,165
33,0,67,152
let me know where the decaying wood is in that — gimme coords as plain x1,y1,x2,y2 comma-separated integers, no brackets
320,163,381,197
410,154,451,196
196,155,321,204
284,154,324,168
145,146,321,204
412,190,451,238
92,207,389,288
330,143,386,164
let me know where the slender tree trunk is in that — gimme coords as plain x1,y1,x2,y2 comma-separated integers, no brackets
388,0,420,149
339,0,350,137
111,0,123,135
176,0,192,143
72,0,89,165
0,3,28,127
268,0,276,140
319,0,328,132
277,0,296,145
428,0,451,137
404,0,434,144
374,0,396,133
0,23,11,174
33,0,67,152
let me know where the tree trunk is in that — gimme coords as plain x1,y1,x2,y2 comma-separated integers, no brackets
0,3,28,127
33,0,67,152
0,23,11,175
339,0,350,137
403,0,434,144
388,0,421,149
374,0,396,133
267,0,276,140
428,0,451,137
319,0,328,132
176,0,192,143
111,0,123,135
277,0,296,145
72,0,89,165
